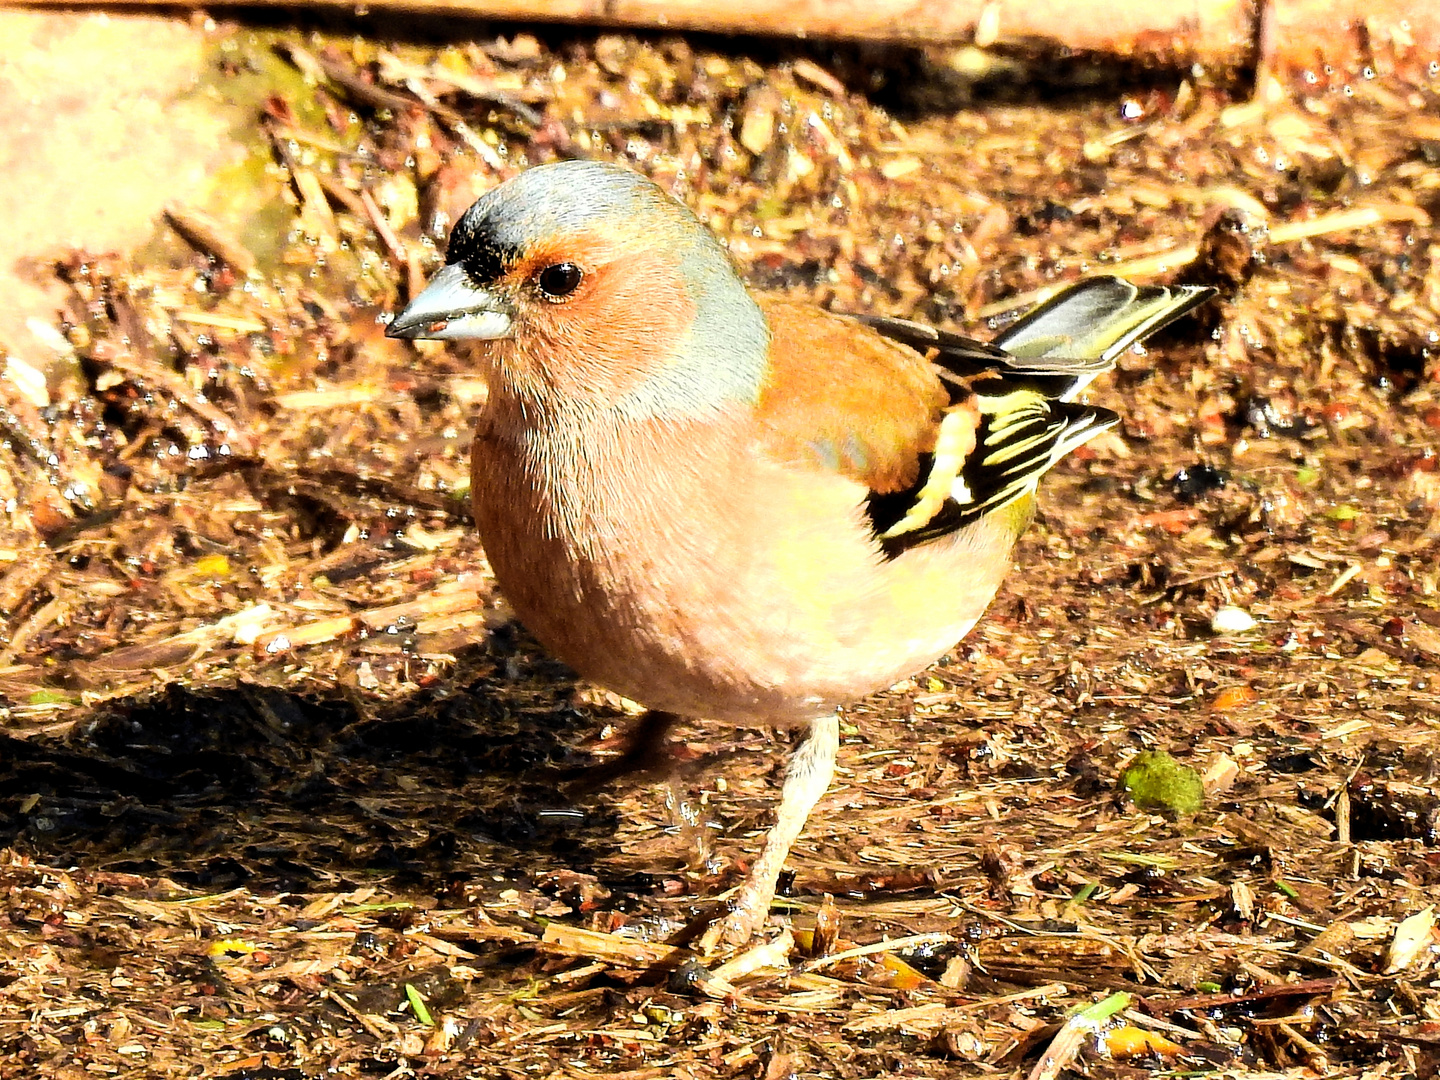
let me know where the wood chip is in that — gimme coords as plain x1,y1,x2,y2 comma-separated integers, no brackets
801,931,952,972
164,203,257,277
539,924,695,970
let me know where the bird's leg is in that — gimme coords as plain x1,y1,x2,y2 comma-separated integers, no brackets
698,711,839,955
566,709,680,793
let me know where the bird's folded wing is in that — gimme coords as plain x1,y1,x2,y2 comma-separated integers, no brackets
754,298,949,497
753,297,1116,560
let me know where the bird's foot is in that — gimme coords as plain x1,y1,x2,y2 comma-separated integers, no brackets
696,885,775,957
696,714,840,957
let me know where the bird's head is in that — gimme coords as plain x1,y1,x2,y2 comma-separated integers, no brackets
388,160,768,418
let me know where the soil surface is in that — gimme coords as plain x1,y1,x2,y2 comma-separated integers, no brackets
2,14,1439,1080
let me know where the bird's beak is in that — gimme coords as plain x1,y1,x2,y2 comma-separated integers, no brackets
385,264,515,341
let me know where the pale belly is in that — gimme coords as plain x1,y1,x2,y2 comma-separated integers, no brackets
473,441,1020,726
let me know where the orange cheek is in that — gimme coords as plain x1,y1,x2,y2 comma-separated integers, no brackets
512,250,697,399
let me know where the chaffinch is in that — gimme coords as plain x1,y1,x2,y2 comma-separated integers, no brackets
388,160,1214,953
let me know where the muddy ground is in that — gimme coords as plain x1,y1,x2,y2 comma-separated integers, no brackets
2,12,1439,1079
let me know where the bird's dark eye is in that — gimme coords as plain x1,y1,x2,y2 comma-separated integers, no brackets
536,262,584,299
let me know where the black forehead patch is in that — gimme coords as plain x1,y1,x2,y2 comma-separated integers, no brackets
446,219,524,286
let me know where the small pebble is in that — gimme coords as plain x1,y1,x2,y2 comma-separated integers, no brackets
1211,606,1257,635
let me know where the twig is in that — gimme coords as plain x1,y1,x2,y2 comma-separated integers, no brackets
163,204,257,277
403,75,506,170
800,930,952,971
1143,977,1342,1015
1028,992,1131,1080
359,188,411,266
254,571,490,652
705,928,794,993
538,923,696,970
323,988,399,1040
0,0,1314,77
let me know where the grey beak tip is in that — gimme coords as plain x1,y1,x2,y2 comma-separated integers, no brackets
385,264,513,342
385,299,459,341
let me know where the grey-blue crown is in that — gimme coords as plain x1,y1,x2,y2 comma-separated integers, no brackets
448,161,683,271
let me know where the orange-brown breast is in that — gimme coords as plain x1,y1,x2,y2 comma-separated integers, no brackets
469,405,1019,723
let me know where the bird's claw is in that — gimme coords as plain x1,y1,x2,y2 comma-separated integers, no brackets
696,894,770,957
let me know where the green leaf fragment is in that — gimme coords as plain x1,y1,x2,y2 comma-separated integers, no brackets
1120,750,1204,817
404,983,434,1027
27,689,75,705
1067,991,1132,1029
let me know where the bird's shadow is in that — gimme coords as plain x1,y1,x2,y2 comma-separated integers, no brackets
0,631,635,897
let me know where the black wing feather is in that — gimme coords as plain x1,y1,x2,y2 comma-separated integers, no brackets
849,277,1214,559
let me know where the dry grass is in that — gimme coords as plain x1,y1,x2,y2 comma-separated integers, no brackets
2,19,1440,1079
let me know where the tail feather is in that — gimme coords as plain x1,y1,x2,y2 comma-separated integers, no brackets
993,277,1216,398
